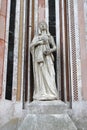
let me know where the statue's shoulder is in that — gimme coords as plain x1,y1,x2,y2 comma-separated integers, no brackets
47,33,53,38
31,35,38,42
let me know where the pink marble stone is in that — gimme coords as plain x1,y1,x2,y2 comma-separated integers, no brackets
78,0,87,100
0,15,5,39
0,40,5,97
0,0,7,16
38,0,45,22
0,0,7,97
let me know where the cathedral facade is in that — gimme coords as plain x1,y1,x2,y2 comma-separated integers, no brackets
0,0,87,123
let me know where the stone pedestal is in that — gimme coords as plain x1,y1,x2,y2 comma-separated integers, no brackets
28,100,67,114
18,114,77,130
0,100,77,130
18,100,77,130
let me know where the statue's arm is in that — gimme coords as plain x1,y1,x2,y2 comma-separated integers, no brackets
43,36,56,56
30,36,43,49
49,36,56,53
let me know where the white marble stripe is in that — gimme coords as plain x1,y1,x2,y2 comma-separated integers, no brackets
45,0,49,28
2,0,11,100
12,0,21,101
34,0,38,34
55,0,61,99
28,0,33,102
61,0,67,102
21,0,26,104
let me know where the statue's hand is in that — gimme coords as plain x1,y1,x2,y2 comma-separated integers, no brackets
37,40,43,45
43,50,51,55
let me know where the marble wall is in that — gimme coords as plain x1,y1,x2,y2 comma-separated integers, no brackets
0,0,87,102
0,0,7,97
78,0,87,100
38,0,45,22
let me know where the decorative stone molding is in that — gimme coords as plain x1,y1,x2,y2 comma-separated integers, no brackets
67,0,82,105
73,0,82,101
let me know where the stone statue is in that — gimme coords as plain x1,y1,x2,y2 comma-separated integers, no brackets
30,21,58,100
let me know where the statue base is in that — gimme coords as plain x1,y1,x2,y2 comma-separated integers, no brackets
28,100,67,114
18,114,77,130
19,100,77,130
0,100,77,130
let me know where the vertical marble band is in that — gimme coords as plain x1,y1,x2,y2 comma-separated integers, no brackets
78,0,87,100
38,0,45,22
16,0,24,101
55,0,61,99
2,0,11,99
67,0,73,106
0,0,1,10
12,0,20,101
28,0,33,102
73,0,82,101
61,0,67,102
45,0,49,27
34,0,38,34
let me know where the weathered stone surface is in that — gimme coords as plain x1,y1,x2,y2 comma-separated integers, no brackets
18,114,77,130
28,100,68,114
0,101,78,130
0,118,22,130
71,116,87,130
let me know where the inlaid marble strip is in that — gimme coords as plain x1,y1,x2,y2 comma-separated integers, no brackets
16,0,24,101
2,0,11,99
31,0,34,39
34,0,38,34
66,0,73,105
0,0,5,97
70,0,78,101
28,0,35,102
82,0,87,100
55,0,61,99
28,0,33,102
84,0,87,48
77,0,87,100
45,0,49,27
67,0,79,103
21,0,27,105
73,0,82,101
38,0,45,22
0,0,1,9
61,0,67,102
12,0,20,101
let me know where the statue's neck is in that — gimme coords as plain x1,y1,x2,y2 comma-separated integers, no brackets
41,30,46,35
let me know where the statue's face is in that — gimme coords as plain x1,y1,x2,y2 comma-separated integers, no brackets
39,22,47,31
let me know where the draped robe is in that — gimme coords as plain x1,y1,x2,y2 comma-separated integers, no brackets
30,34,58,100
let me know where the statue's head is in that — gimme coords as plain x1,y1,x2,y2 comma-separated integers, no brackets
38,21,50,35
38,21,47,32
